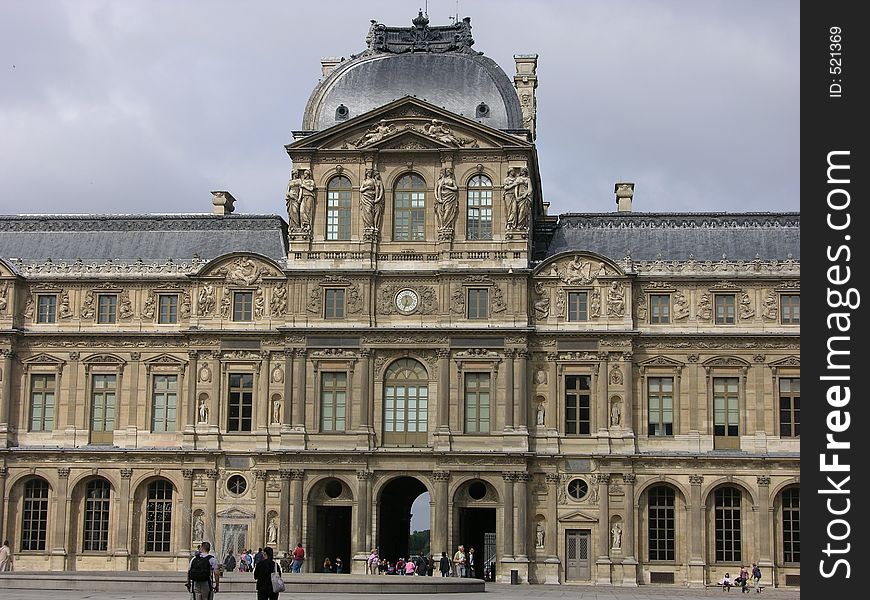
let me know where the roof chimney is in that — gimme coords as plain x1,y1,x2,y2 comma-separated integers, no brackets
513,54,539,140
320,57,343,77
615,182,634,212
211,191,236,215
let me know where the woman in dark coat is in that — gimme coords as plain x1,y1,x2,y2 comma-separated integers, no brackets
253,546,281,600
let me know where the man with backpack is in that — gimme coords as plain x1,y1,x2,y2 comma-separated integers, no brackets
751,563,763,593
187,541,220,599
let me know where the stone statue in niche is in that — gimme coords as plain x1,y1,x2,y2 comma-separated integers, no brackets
536,404,545,426
610,403,621,426
299,169,316,232
272,400,281,424
360,168,385,240
762,291,778,320
193,514,205,541
267,516,279,545
270,285,287,317
535,523,545,548
611,523,622,549
739,292,755,319
198,398,209,423
435,167,459,239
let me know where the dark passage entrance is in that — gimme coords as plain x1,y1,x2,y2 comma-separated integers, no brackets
458,507,496,578
378,476,428,562
315,506,352,572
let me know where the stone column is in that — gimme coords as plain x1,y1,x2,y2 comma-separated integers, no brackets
186,351,198,433
258,352,271,433
182,469,195,553
597,354,609,433
279,470,292,553
282,350,293,429
358,349,372,434
595,474,611,584
688,475,705,586
514,472,530,561
51,467,71,569
206,469,219,544
544,473,559,558
292,350,307,429
432,471,450,557
354,470,373,570
621,352,633,433
127,352,141,430
546,352,558,430
436,349,450,432
115,468,133,560
515,350,529,431
288,469,304,549
622,474,638,585
0,350,13,441
501,473,515,560
253,469,267,546
757,475,773,569
503,350,515,430
0,467,8,539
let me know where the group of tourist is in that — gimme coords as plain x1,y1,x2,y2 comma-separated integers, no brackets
363,545,487,579
222,548,265,573
188,541,285,600
719,563,763,593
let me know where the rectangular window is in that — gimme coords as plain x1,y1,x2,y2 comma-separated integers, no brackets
714,294,736,324
467,288,489,319
97,295,117,324
567,292,588,322
233,292,253,322
158,294,178,324
466,185,493,240
320,372,348,432
145,481,173,553
324,288,346,319
565,375,591,435
21,479,49,551
464,372,491,433
649,294,670,324
326,187,351,240
36,295,57,323
29,374,56,432
778,378,800,437
782,489,800,563
715,488,742,562
227,373,253,432
151,375,178,432
647,487,676,561
82,480,110,552
781,294,800,324
90,374,117,442
713,377,739,438
647,377,673,436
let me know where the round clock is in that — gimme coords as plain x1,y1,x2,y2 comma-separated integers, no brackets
395,289,419,314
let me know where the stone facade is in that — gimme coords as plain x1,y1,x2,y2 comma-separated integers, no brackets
0,13,798,587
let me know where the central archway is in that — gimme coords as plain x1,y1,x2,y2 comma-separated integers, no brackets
378,476,429,562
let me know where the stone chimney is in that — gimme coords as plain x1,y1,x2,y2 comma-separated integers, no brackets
513,54,538,140
211,191,236,215
615,183,635,212
320,57,343,77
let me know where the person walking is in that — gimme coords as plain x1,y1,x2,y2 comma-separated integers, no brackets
739,565,750,593
224,550,237,573
453,545,466,578
466,547,477,578
253,546,281,600
751,563,763,593
188,541,220,600
439,552,450,577
291,543,305,573
0,540,13,572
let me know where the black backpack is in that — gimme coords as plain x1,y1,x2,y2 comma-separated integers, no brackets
189,554,212,582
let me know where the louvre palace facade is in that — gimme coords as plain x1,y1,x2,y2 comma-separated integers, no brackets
0,13,799,587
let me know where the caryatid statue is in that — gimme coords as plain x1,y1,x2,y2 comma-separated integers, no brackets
360,168,385,240
512,167,533,229
285,170,302,231
299,169,316,232
503,167,519,228
435,167,459,239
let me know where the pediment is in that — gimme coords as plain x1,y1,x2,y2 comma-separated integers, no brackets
769,355,799,368
196,253,283,285
638,355,684,369
288,96,531,153
558,509,598,523
217,507,256,520
144,353,188,368
0,258,19,278
82,353,126,365
702,355,751,368
21,353,66,367
534,252,624,283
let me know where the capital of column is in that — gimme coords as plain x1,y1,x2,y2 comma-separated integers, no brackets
253,469,268,481
515,348,530,360
433,470,450,482
356,470,374,481
0,349,14,359
183,469,196,480
188,350,199,359
290,469,305,480
210,350,222,359
120,468,134,480
689,475,704,486
58,467,71,479
294,348,307,358
515,472,531,482
595,474,610,485
130,352,141,361
0,466,8,479
435,348,451,359
597,352,609,362
279,469,294,480
546,352,558,361
502,472,517,482
206,469,220,480
757,475,771,486
622,473,636,485
545,473,561,485
360,348,374,358
68,351,80,361
622,351,633,361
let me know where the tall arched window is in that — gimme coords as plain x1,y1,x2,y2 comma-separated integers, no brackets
146,480,173,552
383,358,428,445
326,175,352,240
21,478,49,551
393,174,426,241
648,486,675,561
714,487,742,562
781,487,800,563
83,478,111,551
466,174,492,240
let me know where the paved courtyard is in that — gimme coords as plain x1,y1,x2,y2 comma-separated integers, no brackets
0,583,800,600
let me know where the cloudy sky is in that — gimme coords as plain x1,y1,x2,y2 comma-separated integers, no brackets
1,0,799,218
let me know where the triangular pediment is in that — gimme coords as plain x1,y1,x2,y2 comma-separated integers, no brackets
21,352,66,367
638,355,685,369
217,507,256,520
287,96,532,153
769,355,799,368
558,509,598,523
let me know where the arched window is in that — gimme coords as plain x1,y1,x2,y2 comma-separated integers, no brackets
383,358,428,445
647,486,675,561
714,487,742,562
781,487,800,563
326,175,352,240
146,480,173,553
21,478,49,551
83,479,111,551
466,174,492,240
393,174,426,241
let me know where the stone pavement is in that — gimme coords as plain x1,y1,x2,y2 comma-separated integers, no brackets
0,582,800,600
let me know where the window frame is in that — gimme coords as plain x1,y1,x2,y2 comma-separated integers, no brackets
382,358,429,446
82,478,111,553
712,376,740,448
463,372,492,434
567,291,588,322
647,376,674,437
465,174,493,241
21,478,50,551
564,374,592,436
157,294,179,324
89,373,118,444
320,371,348,432
145,479,173,553
649,294,671,324
647,485,676,562
97,294,118,324
781,487,800,564
467,288,489,320
28,373,56,432
714,294,736,325
227,372,254,432
326,175,353,241
780,293,800,325
232,291,253,322
324,288,346,320
151,374,179,433
393,173,426,241
713,486,742,563
778,377,800,438
36,294,57,324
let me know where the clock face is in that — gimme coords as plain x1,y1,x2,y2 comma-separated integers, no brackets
395,289,419,314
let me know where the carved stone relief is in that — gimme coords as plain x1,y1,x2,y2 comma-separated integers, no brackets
606,282,625,317
739,292,755,319
270,284,288,317
696,293,712,321
672,291,690,320
198,284,216,317
762,291,778,320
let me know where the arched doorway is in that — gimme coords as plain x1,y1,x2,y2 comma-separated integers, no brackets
453,479,498,578
308,477,353,573
378,476,428,562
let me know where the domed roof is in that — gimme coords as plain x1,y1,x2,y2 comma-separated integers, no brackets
302,14,523,132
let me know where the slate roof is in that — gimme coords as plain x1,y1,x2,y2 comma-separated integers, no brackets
0,215,288,263
546,213,800,261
